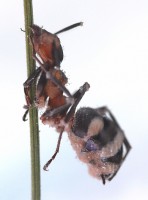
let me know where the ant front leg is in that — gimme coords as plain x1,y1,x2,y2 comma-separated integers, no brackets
23,67,41,121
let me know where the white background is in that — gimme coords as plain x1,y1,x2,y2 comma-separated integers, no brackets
0,0,148,199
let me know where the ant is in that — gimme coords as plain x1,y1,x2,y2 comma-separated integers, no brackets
23,22,83,121
22,23,131,185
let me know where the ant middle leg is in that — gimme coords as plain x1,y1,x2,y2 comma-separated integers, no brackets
42,82,90,170
43,126,64,171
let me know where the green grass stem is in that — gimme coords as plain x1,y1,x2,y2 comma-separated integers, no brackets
23,0,41,199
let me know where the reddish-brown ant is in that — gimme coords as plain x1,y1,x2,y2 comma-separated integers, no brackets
23,22,83,121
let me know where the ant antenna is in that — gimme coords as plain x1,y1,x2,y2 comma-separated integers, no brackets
55,22,83,35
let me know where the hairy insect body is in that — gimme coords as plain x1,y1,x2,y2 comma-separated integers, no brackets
43,105,130,184
67,107,128,183
23,23,131,184
68,131,119,180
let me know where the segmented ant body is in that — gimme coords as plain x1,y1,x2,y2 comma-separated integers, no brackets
23,22,83,121
23,22,131,184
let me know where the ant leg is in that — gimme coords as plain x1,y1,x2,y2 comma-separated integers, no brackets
96,107,132,149
96,106,131,181
24,67,41,88
100,174,106,185
41,82,90,120
43,127,64,171
108,136,131,181
108,139,131,181
42,82,90,170
22,109,29,121
64,82,90,123
32,58,73,98
23,67,41,105
41,102,71,120
23,67,41,121
30,47,73,98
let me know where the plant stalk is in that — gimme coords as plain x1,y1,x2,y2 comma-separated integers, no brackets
23,0,41,200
